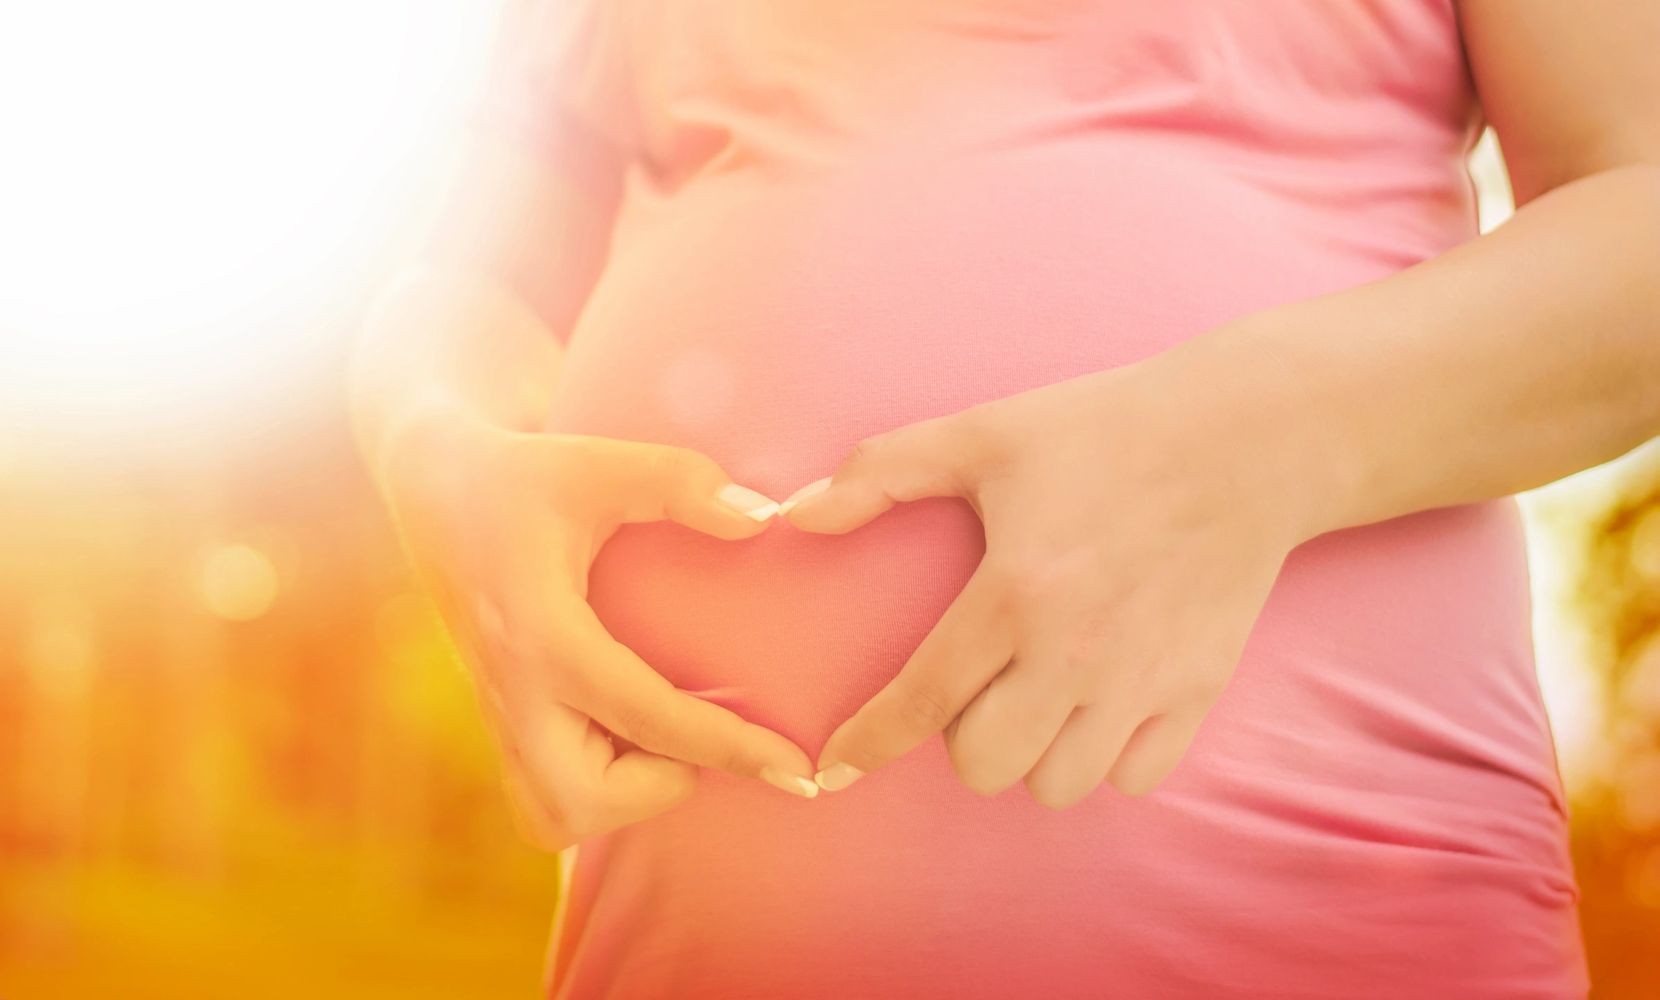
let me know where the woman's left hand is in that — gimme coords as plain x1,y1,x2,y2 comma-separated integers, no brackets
781,346,1324,807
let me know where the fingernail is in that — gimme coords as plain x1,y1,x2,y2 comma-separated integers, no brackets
717,483,781,522
777,477,831,516
814,762,864,792
761,766,820,799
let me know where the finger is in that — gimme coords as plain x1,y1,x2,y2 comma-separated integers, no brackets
509,701,700,845
592,747,702,826
496,700,608,849
553,598,820,797
944,660,1078,797
1021,702,1145,811
560,437,780,541
503,749,696,850
781,410,989,535
815,570,1014,788
501,757,570,851
1105,705,1208,797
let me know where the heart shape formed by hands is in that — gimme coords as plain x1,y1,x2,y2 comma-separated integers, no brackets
584,469,984,794
585,361,1302,813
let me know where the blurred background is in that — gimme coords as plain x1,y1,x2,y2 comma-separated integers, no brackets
0,3,1656,998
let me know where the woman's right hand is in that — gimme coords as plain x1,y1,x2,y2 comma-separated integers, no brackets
374,406,820,852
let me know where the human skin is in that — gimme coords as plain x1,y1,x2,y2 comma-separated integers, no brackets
789,0,1660,803
352,273,823,855
350,0,1659,837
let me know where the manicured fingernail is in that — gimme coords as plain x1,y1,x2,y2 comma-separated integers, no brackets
814,762,864,792
761,766,820,799
717,483,780,522
777,477,831,516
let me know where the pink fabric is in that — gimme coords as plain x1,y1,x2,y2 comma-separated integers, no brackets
502,1,1588,996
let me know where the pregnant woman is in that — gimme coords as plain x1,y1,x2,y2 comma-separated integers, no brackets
350,1,1660,997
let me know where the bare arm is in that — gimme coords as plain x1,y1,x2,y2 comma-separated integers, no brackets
1150,0,1660,543
347,119,624,469
348,104,818,850
778,0,1660,805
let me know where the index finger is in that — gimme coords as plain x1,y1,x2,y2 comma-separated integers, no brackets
549,597,820,798
814,568,1015,790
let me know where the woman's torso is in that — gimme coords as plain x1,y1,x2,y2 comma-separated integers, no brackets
539,2,1587,996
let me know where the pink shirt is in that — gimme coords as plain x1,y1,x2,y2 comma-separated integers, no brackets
487,2,1588,996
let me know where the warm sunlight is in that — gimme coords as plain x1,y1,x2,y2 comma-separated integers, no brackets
0,1,496,426
3,4,1658,997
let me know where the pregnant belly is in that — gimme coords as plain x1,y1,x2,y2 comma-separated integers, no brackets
540,143,1583,998
546,138,1434,750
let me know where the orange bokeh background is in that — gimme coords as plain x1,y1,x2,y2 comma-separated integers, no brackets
1,5,1657,997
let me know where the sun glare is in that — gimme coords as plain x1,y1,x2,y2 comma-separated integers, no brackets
0,1,498,426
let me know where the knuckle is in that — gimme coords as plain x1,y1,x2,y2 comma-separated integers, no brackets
839,736,888,773
952,755,1010,798
1059,626,1108,688
896,682,957,733
659,764,700,804
1002,567,1049,622
709,724,760,776
980,557,1036,621
843,435,884,472
945,730,1008,797
1026,771,1089,811
837,713,901,772
555,769,610,831
954,404,1013,477
1185,664,1233,703
1061,636,1095,676
650,445,705,481
523,767,600,839
640,766,699,814
607,701,663,751
1110,769,1160,798
1154,660,1224,708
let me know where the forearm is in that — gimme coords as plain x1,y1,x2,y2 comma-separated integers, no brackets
347,266,565,485
1157,163,1660,543
348,127,625,484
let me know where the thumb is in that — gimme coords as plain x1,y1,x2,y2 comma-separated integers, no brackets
577,439,781,541
780,412,982,534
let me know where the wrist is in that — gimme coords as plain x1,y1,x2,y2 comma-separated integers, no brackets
348,264,563,472
1129,311,1369,547
361,388,502,504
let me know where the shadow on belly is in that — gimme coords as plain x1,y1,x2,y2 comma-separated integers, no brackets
585,494,985,755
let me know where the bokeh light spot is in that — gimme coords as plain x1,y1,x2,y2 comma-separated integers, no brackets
22,603,97,700
1625,845,1660,910
1616,750,1660,834
198,543,280,622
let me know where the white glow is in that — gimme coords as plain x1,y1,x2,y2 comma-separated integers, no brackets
1519,440,1660,788
1522,488,1607,786
0,1,499,424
